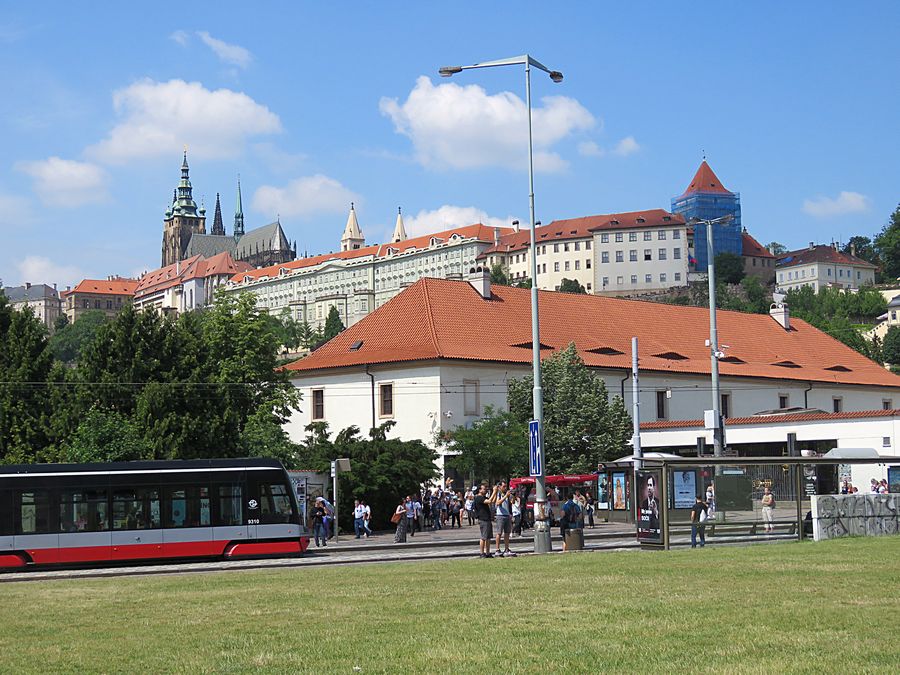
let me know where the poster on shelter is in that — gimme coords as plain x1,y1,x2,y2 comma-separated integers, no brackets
673,470,696,509
636,470,662,543
613,472,627,510
597,474,609,510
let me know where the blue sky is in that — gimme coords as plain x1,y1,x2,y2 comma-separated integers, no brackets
1,1,898,287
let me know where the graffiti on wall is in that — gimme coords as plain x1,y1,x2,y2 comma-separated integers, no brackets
811,494,899,541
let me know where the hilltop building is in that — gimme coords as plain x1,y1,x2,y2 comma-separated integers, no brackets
161,154,296,269
61,277,138,323
2,283,62,330
776,243,877,293
672,160,742,269
741,230,776,283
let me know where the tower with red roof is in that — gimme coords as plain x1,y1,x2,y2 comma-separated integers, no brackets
671,160,742,269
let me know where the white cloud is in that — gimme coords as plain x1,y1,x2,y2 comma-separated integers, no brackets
16,256,84,287
404,205,515,238
169,29,189,46
196,31,252,69
379,76,595,172
578,141,604,157
251,175,359,219
613,136,640,156
16,157,109,207
87,79,281,163
802,191,870,217
0,193,35,227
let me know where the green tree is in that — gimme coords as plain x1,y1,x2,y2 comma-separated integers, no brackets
767,242,787,256
48,310,107,363
740,276,770,314
715,252,745,284
507,343,632,474
322,306,345,341
883,326,900,365
513,277,533,289
440,406,527,484
53,313,69,332
489,264,509,286
874,204,900,280
239,405,300,468
62,407,153,462
558,278,587,294
841,236,879,265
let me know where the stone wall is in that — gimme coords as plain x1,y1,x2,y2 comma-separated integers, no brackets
810,493,899,541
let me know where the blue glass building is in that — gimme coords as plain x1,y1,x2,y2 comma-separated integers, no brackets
671,161,742,269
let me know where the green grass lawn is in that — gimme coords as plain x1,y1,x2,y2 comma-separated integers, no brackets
1,537,899,673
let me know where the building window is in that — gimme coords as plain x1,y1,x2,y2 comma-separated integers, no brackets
379,384,394,417
644,231,652,241
574,242,580,251
554,243,559,253
674,273,681,281
673,230,681,240
779,273,784,282
586,283,592,291
616,251,624,263
616,276,624,285
574,260,580,270
612,232,621,243
94,300,101,309
312,389,324,420
644,249,652,261
720,393,730,418
630,275,638,285
827,269,832,276
586,258,591,269
564,261,570,271
600,234,609,243
629,250,638,262
542,263,547,273
585,241,591,250
832,397,843,413
602,252,609,263
753,258,758,267
778,394,789,409
82,299,89,308
554,262,560,272
463,380,480,416
106,300,113,309
883,399,893,410
645,274,652,283
658,230,666,240
629,232,637,242
857,271,861,280
673,247,681,260
602,277,609,287
564,243,570,252
659,248,667,260
656,390,668,420
660,273,667,282
883,436,891,448
838,269,843,277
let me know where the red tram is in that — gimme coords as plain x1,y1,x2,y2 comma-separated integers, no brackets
0,458,309,569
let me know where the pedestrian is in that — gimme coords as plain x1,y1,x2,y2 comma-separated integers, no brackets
431,492,442,530
585,491,596,529
450,497,462,528
361,499,373,538
321,497,335,539
705,484,716,518
405,495,417,536
353,499,367,539
465,491,475,526
493,481,516,557
312,498,328,547
393,500,408,543
761,486,775,533
512,494,523,536
690,495,708,548
561,494,582,551
473,484,494,558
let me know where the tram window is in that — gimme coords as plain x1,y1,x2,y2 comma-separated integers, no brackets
58,489,108,533
259,483,293,523
19,491,52,534
216,485,242,526
165,486,210,528
112,488,161,530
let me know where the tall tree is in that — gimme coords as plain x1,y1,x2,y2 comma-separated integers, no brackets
489,263,509,286
48,310,108,363
766,242,788,256
507,343,632,474
715,252,746,284
874,204,900,280
322,306,345,342
440,406,527,484
883,326,900,366
558,278,587,294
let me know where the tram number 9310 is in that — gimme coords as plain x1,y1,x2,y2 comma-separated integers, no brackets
248,519,260,525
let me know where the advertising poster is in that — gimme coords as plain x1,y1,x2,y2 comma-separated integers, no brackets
636,470,662,543
612,472,627,510
597,474,609,510
673,470,696,509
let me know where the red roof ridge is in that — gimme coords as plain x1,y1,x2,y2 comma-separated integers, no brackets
678,160,733,197
421,279,442,357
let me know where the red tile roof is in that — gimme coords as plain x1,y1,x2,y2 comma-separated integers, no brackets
284,277,900,389
480,210,684,256
67,278,138,297
640,408,900,430
135,252,252,297
777,244,877,270
231,223,511,283
678,161,733,197
742,232,774,258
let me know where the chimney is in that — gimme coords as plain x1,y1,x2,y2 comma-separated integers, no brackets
53,283,57,290
25,282,31,290
494,227,500,245
851,243,857,258
770,302,790,330
512,219,520,233
176,259,181,275
467,266,491,299
808,241,815,250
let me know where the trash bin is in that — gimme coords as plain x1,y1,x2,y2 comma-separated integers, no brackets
564,528,584,550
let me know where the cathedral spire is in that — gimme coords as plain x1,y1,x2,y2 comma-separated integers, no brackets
234,175,245,238
341,202,365,251
391,206,408,243
211,192,225,235
173,150,198,216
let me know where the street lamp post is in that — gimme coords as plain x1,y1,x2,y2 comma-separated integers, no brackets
692,215,733,460
440,55,562,553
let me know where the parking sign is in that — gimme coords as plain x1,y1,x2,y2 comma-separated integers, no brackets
529,420,542,477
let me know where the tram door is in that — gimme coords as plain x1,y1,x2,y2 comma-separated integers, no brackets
214,478,250,545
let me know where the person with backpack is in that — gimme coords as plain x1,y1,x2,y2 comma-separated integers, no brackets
761,486,776,533
690,495,708,548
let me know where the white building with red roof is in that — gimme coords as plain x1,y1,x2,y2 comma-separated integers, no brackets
134,251,252,316
282,274,900,476
776,243,877,293
224,205,513,329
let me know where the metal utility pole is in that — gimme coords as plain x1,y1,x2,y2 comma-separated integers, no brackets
632,337,642,469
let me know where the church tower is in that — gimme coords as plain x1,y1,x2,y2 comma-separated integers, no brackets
391,206,408,243
341,202,365,251
234,176,245,238
161,151,206,266
211,193,225,235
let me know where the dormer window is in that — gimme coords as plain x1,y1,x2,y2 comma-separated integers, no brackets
430,237,443,247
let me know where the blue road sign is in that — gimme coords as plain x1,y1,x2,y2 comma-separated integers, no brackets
529,420,542,477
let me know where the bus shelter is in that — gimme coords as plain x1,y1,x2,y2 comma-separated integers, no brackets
634,453,897,550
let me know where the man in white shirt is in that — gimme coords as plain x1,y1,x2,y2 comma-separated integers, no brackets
353,500,367,539
361,500,372,537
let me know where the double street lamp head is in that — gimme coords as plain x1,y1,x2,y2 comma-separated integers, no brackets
438,66,463,77
438,63,564,83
